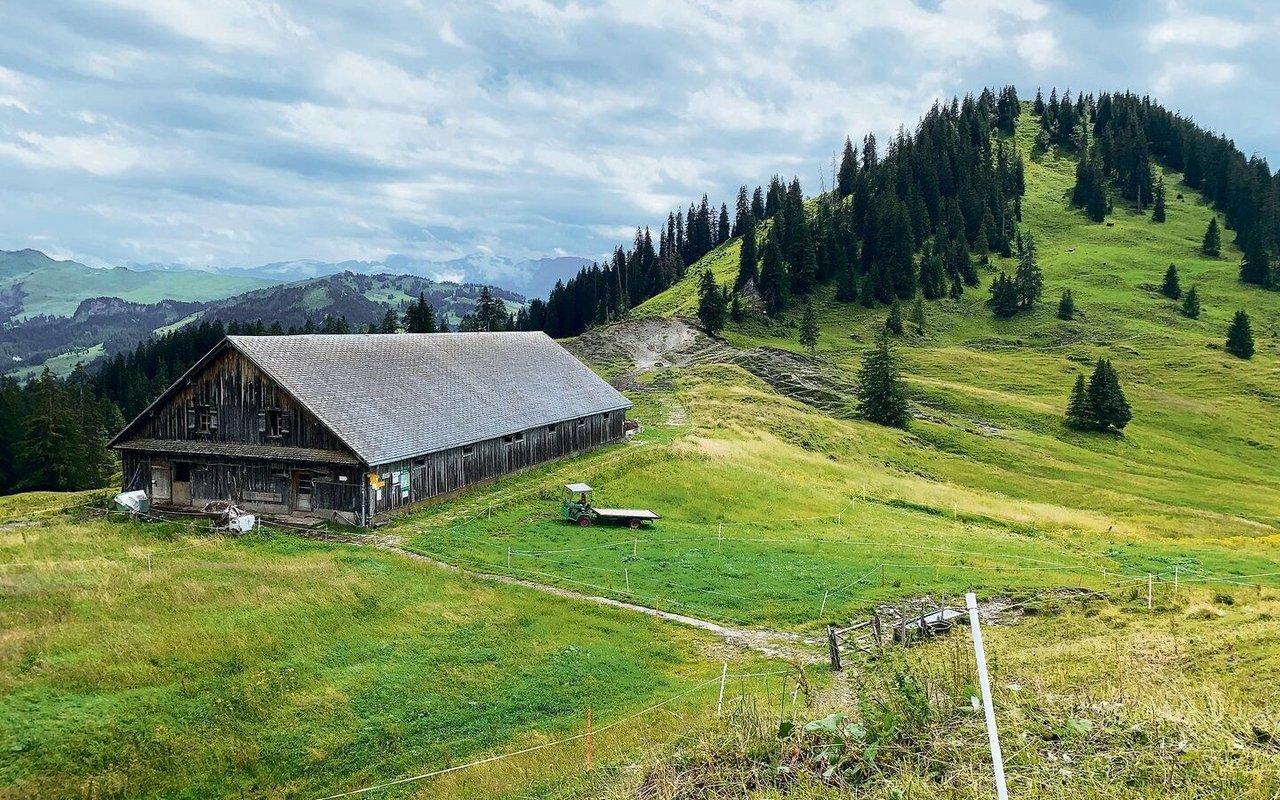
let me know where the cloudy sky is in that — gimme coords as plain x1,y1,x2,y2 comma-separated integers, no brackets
0,0,1276,272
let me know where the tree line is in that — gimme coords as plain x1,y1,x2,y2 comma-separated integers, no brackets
535,86,1026,339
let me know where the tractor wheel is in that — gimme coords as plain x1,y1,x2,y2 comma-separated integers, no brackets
628,518,640,530
578,516,591,527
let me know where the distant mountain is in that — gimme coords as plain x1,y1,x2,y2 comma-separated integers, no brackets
125,252,594,298
0,249,277,322
0,269,526,378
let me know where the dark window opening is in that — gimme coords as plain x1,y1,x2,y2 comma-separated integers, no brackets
174,462,191,482
547,424,557,434
193,405,215,434
462,445,475,457
576,418,586,428
266,408,284,437
504,433,525,445
297,473,313,494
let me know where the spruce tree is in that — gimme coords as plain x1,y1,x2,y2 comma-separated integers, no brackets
758,234,789,316
885,298,904,335
910,295,926,335
1151,175,1166,222
1181,284,1201,318
1057,288,1075,320
730,293,744,322
1014,233,1043,310
799,299,819,355
989,272,1019,318
1202,217,1221,257
1161,264,1181,299
855,329,910,429
1064,373,1093,430
1085,359,1132,432
918,241,946,301
379,308,400,333
836,137,857,199
859,273,876,309
1225,310,1254,359
1033,88,1045,116
696,269,728,335
736,214,758,289
835,259,858,303
1240,235,1271,285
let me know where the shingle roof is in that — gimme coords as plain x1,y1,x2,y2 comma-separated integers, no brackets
115,438,361,466
225,333,630,466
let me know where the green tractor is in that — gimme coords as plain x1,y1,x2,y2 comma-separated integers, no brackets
561,483,661,529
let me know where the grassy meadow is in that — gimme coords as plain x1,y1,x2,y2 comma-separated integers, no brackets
2,105,1278,798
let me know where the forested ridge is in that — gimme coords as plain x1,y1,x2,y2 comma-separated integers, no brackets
520,87,1279,338
3,85,1277,496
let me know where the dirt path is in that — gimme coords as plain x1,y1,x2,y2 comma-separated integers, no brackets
360,532,819,661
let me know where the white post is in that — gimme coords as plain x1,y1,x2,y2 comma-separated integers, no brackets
820,590,829,616
965,592,1009,800
507,546,511,568
1173,566,1178,595
716,662,728,717
624,568,630,593
146,554,152,576
1147,573,1153,610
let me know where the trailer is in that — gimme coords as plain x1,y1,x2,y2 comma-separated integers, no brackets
561,483,661,529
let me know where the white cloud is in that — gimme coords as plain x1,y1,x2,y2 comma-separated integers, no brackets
1017,29,1062,70
1148,14,1258,50
0,131,144,175
102,0,309,52
1153,60,1240,95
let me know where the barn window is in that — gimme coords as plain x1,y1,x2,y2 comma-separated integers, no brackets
547,424,557,435
462,445,475,457
576,418,586,428
266,409,284,437
503,433,525,445
190,404,217,435
413,457,427,468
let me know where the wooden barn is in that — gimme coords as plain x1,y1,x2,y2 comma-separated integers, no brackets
109,333,632,525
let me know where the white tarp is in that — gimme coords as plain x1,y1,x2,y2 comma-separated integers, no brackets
113,490,150,514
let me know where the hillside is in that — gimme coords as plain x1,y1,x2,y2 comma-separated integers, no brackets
0,269,527,378
3,95,1279,799
0,249,276,322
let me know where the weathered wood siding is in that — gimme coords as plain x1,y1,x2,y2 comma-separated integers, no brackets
121,450,365,519
130,348,348,452
366,410,625,518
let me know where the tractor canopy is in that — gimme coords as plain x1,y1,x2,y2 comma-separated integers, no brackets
564,483,593,494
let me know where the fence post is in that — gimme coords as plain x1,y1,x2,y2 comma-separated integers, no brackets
632,537,637,557
826,625,842,672
880,564,886,587
624,568,630,593
716,662,728,716
820,590,829,616
146,553,152,576
507,546,511,568
1173,565,1178,596
872,614,882,647
966,592,1009,800
585,705,593,771
1147,573,1153,610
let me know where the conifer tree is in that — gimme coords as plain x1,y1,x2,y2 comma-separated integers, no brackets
855,329,910,429
1085,359,1132,432
799,299,819,355
1240,234,1271,285
718,203,731,246
1064,373,1093,430
1161,264,1181,299
1057,288,1075,320
859,273,876,309
1152,175,1166,222
1202,217,1221,257
918,241,946,300
736,214,758,289
758,233,789,316
696,269,728,335
835,258,858,303
910,295,926,335
730,293,744,322
1033,88,1045,116
1225,310,1254,359
989,272,1019,318
885,298,904,335
836,137,858,199
751,187,765,220
1181,284,1201,318
379,309,400,333
1014,233,1044,309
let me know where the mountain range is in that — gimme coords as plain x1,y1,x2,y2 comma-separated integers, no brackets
123,253,593,299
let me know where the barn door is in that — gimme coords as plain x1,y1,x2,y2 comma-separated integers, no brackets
292,470,313,512
172,462,192,506
150,463,171,502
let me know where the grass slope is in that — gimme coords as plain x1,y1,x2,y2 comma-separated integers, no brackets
0,516,720,799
